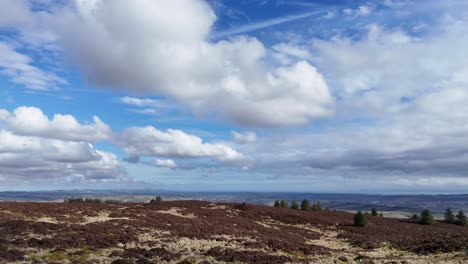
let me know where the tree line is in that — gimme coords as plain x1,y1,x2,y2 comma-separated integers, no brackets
273,199,324,211
64,197,123,204
411,208,467,226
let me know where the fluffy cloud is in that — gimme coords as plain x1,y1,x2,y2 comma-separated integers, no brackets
3,0,334,126
115,126,245,163
0,130,125,181
0,106,111,142
313,21,468,116
0,106,124,182
231,131,256,144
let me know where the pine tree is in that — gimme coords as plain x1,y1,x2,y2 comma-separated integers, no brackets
420,209,435,225
354,211,369,227
456,210,467,226
444,208,456,223
274,200,280,208
300,199,310,210
290,201,299,210
311,201,322,211
280,200,288,208
371,208,378,216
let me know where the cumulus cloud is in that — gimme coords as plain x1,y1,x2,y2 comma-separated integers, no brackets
0,106,111,142
115,126,245,163
0,130,125,181
2,0,334,126
0,105,125,182
231,131,256,144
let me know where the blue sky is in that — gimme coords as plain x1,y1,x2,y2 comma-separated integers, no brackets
1,0,468,193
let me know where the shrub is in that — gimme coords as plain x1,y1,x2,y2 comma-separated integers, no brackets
420,209,435,225
290,201,299,210
311,201,322,211
273,200,280,208
150,196,162,203
280,200,289,208
456,210,467,226
444,208,456,224
411,213,420,221
354,211,369,227
371,208,378,216
301,199,310,210
379,212,384,217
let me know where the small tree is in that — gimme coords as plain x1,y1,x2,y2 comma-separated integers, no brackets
354,211,369,227
150,196,162,203
280,200,288,208
290,201,299,210
456,210,467,226
301,199,310,210
274,200,280,208
411,213,420,221
444,208,456,224
311,201,322,211
371,208,378,216
378,212,384,217
420,209,435,225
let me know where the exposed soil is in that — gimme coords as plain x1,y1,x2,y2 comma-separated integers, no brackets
0,201,466,263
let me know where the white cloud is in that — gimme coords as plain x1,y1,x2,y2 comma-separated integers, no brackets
0,130,125,181
119,96,170,109
231,131,256,144
154,159,176,168
0,105,125,182
3,0,333,126
115,126,245,163
343,5,372,17
119,96,176,116
0,106,111,142
0,41,66,90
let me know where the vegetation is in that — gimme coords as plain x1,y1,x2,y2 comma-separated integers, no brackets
354,211,369,227
371,208,378,216
456,210,467,226
290,201,299,210
65,197,123,204
411,213,420,221
273,200,280,208
273,198,323,211
150,196,162,203
379,212,384,217
311,201,322,211
444,208,456,224
420,209,435,225
279,200,289,208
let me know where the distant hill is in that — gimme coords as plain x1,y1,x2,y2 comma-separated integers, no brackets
1,190,467,214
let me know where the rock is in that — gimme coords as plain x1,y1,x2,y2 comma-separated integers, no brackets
338,256,350,262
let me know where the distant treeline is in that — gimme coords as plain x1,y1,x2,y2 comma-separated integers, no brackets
64,197,124,204
273,199,327,211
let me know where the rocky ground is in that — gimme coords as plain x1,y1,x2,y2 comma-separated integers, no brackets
0,201,467,263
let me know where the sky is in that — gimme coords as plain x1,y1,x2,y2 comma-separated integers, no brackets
1,0,468,193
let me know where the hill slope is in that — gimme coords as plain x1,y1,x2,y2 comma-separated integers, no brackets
0,201,467,263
